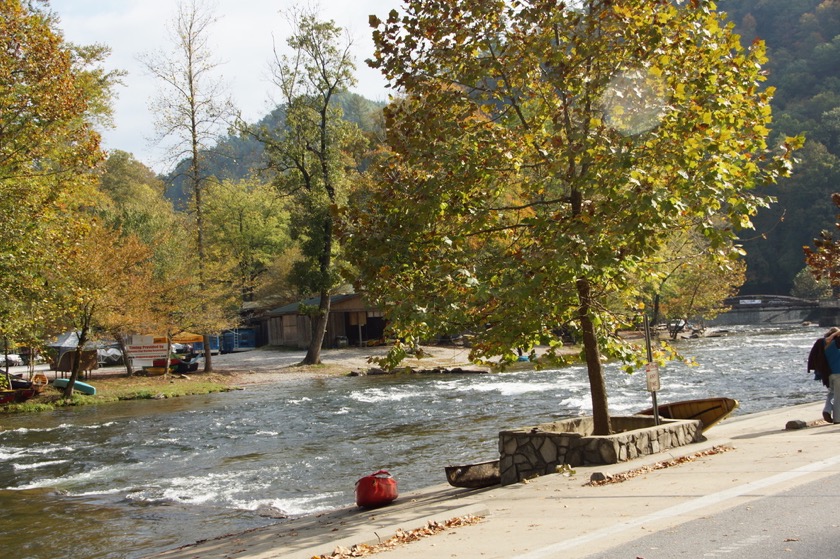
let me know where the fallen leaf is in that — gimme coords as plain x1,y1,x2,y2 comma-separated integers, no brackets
585,445,735,486
313,515,484,558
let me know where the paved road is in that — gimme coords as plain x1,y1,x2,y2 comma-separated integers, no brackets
588,469,840,559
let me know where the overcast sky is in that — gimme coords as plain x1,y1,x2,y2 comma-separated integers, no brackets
50,0,397,173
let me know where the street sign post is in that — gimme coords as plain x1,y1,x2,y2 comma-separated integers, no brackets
644,315,661,425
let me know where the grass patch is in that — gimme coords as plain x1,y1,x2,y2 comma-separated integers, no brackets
1,372,236,414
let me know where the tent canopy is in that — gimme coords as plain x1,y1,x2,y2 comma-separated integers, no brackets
48,331,102,350
48,331,80,348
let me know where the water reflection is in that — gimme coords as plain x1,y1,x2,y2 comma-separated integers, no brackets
0,325,827,558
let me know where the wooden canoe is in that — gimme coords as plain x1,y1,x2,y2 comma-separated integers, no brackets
142,366,171,376
637,397,739,432
0,388,39,405
445,459,501,489
10,376,44,394
4,375,46,403
31,373,49,390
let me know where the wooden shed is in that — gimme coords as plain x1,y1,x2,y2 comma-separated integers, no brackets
266,294,386,349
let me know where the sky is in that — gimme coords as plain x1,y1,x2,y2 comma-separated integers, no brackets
50,0,398,173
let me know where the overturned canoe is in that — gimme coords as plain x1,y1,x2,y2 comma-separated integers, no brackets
637,397,739,432
52,378,96,396
445,459,501,489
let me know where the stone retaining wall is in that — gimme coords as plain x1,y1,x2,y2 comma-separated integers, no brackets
498,416,703,485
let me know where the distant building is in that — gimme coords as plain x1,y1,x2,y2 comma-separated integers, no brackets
265,293,386,348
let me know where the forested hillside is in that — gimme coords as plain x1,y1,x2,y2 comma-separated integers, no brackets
163,1,838,297
163,91,383,208
720,0,840,294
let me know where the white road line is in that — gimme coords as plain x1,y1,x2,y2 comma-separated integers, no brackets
702,534,771,556
512,453,840,559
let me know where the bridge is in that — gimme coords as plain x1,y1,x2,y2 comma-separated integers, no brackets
708,295,830,326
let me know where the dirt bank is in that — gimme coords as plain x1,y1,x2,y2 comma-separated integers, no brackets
208,344,483,386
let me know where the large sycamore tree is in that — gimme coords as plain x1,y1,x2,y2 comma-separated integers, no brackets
349,0,801,434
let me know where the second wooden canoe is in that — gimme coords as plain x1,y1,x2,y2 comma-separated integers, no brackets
445,459,501,489
637,397,739,432
142,366,171,376
0,388,39,405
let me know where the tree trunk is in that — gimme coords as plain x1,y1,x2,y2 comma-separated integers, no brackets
113,332,133,376
202,333,213,372
303,289,330,365
2,337,10,387
3,336,12,378
576,277,611,435
651,293,661,329
302,213,334,365
164,334,173,378
64,319,91,399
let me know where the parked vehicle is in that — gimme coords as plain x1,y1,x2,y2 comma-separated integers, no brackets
2,354,23,367
221,328,256,353
151,355,200,374
193,335,220,355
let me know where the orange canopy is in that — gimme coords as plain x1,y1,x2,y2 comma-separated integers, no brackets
152,332,205,344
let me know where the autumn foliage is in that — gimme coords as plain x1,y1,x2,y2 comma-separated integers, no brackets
349,0,801,434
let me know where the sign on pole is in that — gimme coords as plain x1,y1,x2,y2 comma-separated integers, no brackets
643,315,661,425
125,343,168,360
125,335,166,358
645,362,660,392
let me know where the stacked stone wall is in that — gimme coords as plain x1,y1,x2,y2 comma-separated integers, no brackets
498,416,702,485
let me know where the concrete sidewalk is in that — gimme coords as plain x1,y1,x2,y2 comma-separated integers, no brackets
149,401,839,559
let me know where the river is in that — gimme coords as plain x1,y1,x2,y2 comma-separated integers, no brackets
0,324,827,559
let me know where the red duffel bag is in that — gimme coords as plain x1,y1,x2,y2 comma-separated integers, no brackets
355,469,398,508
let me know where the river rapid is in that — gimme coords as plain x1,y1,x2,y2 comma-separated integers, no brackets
0,324,828,558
